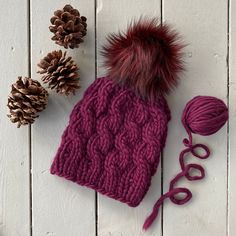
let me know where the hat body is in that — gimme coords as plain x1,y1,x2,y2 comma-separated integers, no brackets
51,77,170,207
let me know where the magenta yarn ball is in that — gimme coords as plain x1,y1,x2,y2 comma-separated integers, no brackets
182,96,228,136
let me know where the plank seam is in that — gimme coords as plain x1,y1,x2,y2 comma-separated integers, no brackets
27,0,33,235
161,1,164,236
226,0,230,235
95,1,98,236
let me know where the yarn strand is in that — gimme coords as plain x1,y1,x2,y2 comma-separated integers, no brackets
143,95,228,231
143,134,210,231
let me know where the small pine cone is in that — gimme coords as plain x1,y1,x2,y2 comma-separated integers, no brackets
37,50,80,95
49,4,87,49
7,77,48,128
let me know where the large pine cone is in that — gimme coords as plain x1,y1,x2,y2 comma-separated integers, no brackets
37,50,80,95
49,4,87,49
7,77,48,128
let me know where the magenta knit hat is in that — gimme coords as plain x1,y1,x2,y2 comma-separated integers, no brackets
51,76,171,206
50,18,184,229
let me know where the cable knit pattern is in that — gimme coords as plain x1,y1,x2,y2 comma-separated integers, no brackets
50,77,170,207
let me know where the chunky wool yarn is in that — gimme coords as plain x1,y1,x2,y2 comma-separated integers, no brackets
143,96,228,230
51,77,170,207
182,96,228,136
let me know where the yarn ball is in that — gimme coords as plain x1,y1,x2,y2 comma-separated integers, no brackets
102,18,184,100
182,96,228,136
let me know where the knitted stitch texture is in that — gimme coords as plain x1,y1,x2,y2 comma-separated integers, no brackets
50,77,170,207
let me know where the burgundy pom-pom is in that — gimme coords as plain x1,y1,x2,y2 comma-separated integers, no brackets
102,18,184,99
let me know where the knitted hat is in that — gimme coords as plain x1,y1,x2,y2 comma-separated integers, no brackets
50,18,183,227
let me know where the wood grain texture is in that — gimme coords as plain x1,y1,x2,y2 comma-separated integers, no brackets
96,1,163,235
0,1,235,235
162,1,228,236
0,1,30,235
229,0,235,235
30,1,96,235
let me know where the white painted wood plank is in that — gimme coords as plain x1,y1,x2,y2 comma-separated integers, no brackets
162,1,228,236
31,1,96,235
96,1,163,235
229,0,236,235
0,0,30,235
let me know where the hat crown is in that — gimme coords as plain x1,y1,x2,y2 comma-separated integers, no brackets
51,77,170,207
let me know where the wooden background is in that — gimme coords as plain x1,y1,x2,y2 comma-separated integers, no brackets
0,0,235,235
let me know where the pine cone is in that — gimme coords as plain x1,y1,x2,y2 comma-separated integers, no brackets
37,50,80,95
49,4,87,49
7,77,48,128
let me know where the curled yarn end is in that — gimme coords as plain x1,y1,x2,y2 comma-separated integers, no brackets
142,194,167,230
142,191,174,230
142,187,192,230
142,207,160,231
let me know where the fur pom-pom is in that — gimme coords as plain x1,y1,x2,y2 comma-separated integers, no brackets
102,18,184,99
